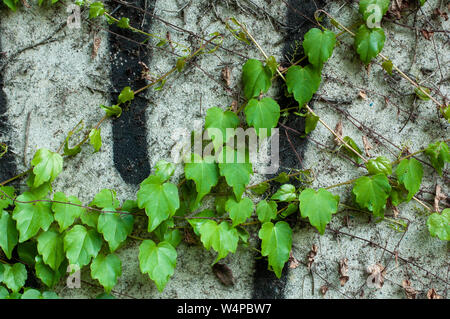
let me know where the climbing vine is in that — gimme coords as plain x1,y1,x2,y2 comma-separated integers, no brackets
0,0,448,298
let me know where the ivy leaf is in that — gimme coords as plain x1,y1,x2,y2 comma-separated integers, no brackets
0,286,8,299
225,197,254,227
286,65,321,108
342,136,363,164
354,25,385,65
302,28,336,67
100,104,122,117
80,210,100,228
52,192,84,232
414,87,431,101
63,225,103,268
256,200,277,223
198,220,239,263
154,221,182,248
427,209,449,241
3,0,18,11
395,158,423,201
89,129,102,153
17,241,38,266
139,240,177,292
35,256,67,288
90,253,122,294
352,173,392,218
90,189,121,209
419,0,427,6
271,184,296,202
205,107,239,150
442,105,450,123
117,17,130,29
366,156,392,176
63,136,81,157
424,141,450,176
299,188,339,235
242,59,273,100
1,263,27,293
21,289,43,299
382,60,393,75
0,210,18,259
137,176,180,232
30,148,64,188
305,112,319,134
37,229,65,271
97,209,134,252
187,209,215,236
118,86,134,104
217,146,253,200
244,97,280,136
0,186,15,210
279,202,298,219
185,154,219,206
359,0,390,25
250,182,269,195
154,160,176,182
12,191,53,242
258,221,292,278
89,1,105,19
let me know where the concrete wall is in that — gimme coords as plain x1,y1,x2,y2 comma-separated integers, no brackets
0,0,448,299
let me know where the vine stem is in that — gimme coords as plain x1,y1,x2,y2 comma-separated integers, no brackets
314,9,445,109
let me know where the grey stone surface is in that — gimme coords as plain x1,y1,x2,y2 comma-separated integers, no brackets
0,0,448,299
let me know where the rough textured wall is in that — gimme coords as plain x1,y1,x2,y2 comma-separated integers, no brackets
0,0,448,299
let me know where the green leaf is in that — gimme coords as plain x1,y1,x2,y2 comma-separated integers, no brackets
424,141,450,176
35,256,66,288
274,172,290,183
90,189,121,209
154,160,176,182
64,225,103,268
97,209,134,252
89,129,102,153
0,286,8,299
91,253,122,293
395,158,423,201
52,192,84,232
42,291,59,299
137,175,180,232
352,173,392,218
244,97,280,136
139,240,177,292
17,241,38,266
366,156,392,175
225,197,254,227
279,203,299,219
80,210,100,228
37,229,65,271
302,28,336,67
359,0,390,25
442,105,450,123
30,148,63,188
198,220,239,262
389,186,409,207
89,2,105,19
258,221,292,278
21,289,42,299
0,210,18,259
26,174,52,199
188,209,215,236
271,184,296,202
419,0,426,6
286,65,321,108
176,57,186,72
154,222,182,248
117,17,130,29
242,59,273,100
427,209,449,241
0,186,15,210
63,137,81,157
205,107,239,150
250,182,269,195
96,292,115,299
354,25,385,64
217,146,253,200
3,0,18,11
100,104,122,117
342,136,363,164
305,112,319,134
381,59,393,75
185,154,219,206
299,188,339,235
256,200,277,223
1,263,27,293
12,191,53,242
414,87,431,101
118,86,134,104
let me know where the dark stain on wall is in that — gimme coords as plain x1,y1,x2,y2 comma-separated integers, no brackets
108,0,156,184
252,0,324,299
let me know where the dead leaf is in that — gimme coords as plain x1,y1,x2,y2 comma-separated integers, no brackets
366,263,386,289
358,90,368,100
338,258,349,286
402,279,417,299
433,8,448,21
212,263,235,286
306,244,318,270
421,29,434,41
319,285,328,296
222,66,231,88
433,184,446,212
20,0,30,8
231,100,238,113
362,136,373,157
91,36,101,59
166,31,174,51
427,288,442,299
334,121,343,146
138,61,153,81
388,0,409,19
278,65,288,73
183,228,197,245
288,251,300,269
